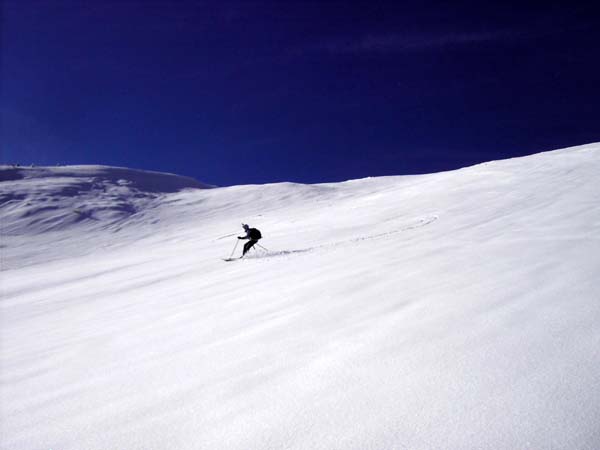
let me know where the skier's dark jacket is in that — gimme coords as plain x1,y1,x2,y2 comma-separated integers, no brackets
247,228,262,240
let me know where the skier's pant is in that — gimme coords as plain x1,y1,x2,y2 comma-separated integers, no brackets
243,239,258,255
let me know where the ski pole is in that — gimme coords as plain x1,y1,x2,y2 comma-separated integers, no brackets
228,239,240,259
215,232,237,241
257,243,269,252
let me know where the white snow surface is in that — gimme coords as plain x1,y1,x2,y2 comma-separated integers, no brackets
1,145,600,449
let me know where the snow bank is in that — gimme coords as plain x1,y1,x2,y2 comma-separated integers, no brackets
1,145,599,449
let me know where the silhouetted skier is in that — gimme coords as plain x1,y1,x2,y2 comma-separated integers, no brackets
238,223,262,256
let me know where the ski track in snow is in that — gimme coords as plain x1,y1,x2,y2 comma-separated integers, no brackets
1,144,600,450
244,215,440,260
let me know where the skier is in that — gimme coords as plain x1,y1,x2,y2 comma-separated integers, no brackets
238,223,262,256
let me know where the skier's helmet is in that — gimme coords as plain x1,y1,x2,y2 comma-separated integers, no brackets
242,223,249,231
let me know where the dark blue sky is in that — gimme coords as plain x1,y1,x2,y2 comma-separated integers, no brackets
2,1,599,186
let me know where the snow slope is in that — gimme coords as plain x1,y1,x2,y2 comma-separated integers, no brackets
1,144,600,449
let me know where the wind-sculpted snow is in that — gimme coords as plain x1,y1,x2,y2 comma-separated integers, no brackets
1,144,600,449
0,165,213,266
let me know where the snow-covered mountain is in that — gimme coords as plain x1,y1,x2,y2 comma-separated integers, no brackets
0,164,212,233
1,144,599,449
1,165,213,268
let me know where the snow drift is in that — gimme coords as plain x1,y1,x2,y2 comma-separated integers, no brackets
1,144,599,449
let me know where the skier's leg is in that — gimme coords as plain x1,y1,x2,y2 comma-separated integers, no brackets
243,240,252,255
243,239,257,255
249,240,258,253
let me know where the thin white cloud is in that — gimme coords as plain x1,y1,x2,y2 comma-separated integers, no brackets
311,29,529,55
